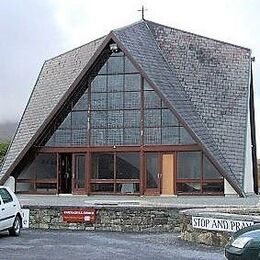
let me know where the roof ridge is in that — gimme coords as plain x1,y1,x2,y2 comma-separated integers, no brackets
145,19,250,51
112,20,145,33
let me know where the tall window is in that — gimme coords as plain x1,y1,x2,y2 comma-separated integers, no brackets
44,47,195,147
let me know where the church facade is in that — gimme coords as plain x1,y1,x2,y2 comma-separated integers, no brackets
0,20,257,196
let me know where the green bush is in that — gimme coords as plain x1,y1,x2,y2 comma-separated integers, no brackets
0,142,9,166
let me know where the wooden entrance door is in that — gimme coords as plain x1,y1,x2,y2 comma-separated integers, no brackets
161,153,176,195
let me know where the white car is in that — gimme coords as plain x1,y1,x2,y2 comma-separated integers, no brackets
0,186,22,236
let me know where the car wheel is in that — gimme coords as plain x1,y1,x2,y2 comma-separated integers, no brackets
9,215,22,236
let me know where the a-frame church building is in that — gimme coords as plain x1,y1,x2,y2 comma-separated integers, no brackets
0,19,257,197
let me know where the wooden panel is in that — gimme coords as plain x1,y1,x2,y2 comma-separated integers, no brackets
162,154,174,195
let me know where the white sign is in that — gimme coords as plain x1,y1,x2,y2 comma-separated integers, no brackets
192,216,254,232
21,209,30,229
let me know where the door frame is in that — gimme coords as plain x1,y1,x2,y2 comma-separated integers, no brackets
72,153,87,195
58,153,72,194
144,152,161,195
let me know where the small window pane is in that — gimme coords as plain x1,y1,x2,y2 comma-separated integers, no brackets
176,183,201,193
72,94,88,111
144,80,153,90
116,183,140,193
107,75,123,92
107,111,123,128
177,152,201,179
180,127,195,144
124,128,140,144
107,128,123,145
91,111,107,128
144,109,161,127
202,183,224,193
35,154,57,179
162,109,179,126
125,57,138,73
107,56,124,74
98,62,107,74
108,92,124,109
91,129,107,145
144,91,161,108
75,155,85,189
91,184,114,192
16,183,34,193
124,92,140,109
18,160,35,179
72,129,87,145
72,111,87,128
203,155,223,179
91,93,107,110
125,74,140,91
144,128,161,144
91,75,107,92
92,153,114,179
124,110,140,127
146,153,158,188
162,127,179,144
116,153,140,179
55,130,71,146
46,134,55,146
59,113,71,129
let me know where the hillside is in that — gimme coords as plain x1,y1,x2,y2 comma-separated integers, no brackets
0,121,18,141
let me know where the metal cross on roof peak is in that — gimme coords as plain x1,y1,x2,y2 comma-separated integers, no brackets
138,5,148,20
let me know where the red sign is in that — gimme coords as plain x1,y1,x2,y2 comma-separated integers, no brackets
62,208,96,223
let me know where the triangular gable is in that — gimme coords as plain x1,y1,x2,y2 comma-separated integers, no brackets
111,21,244,196
0,20,244,196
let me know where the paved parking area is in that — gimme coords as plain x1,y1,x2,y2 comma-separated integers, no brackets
18,194,260,208
0,229,225,260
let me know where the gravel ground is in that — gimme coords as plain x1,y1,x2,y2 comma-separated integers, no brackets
0,229,225,260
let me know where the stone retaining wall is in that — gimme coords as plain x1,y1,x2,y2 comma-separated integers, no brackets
25,206,183,232
180,208,260,247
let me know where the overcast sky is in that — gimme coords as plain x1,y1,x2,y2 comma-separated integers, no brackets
0,0,259,157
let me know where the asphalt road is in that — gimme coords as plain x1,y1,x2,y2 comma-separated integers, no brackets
0,229,225,260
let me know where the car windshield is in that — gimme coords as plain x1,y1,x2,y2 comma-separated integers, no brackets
240,229,260,239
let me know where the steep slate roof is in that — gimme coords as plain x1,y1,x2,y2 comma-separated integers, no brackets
0,37,105,179
146,21,251,189
1,20,251,195
112,21,250,195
